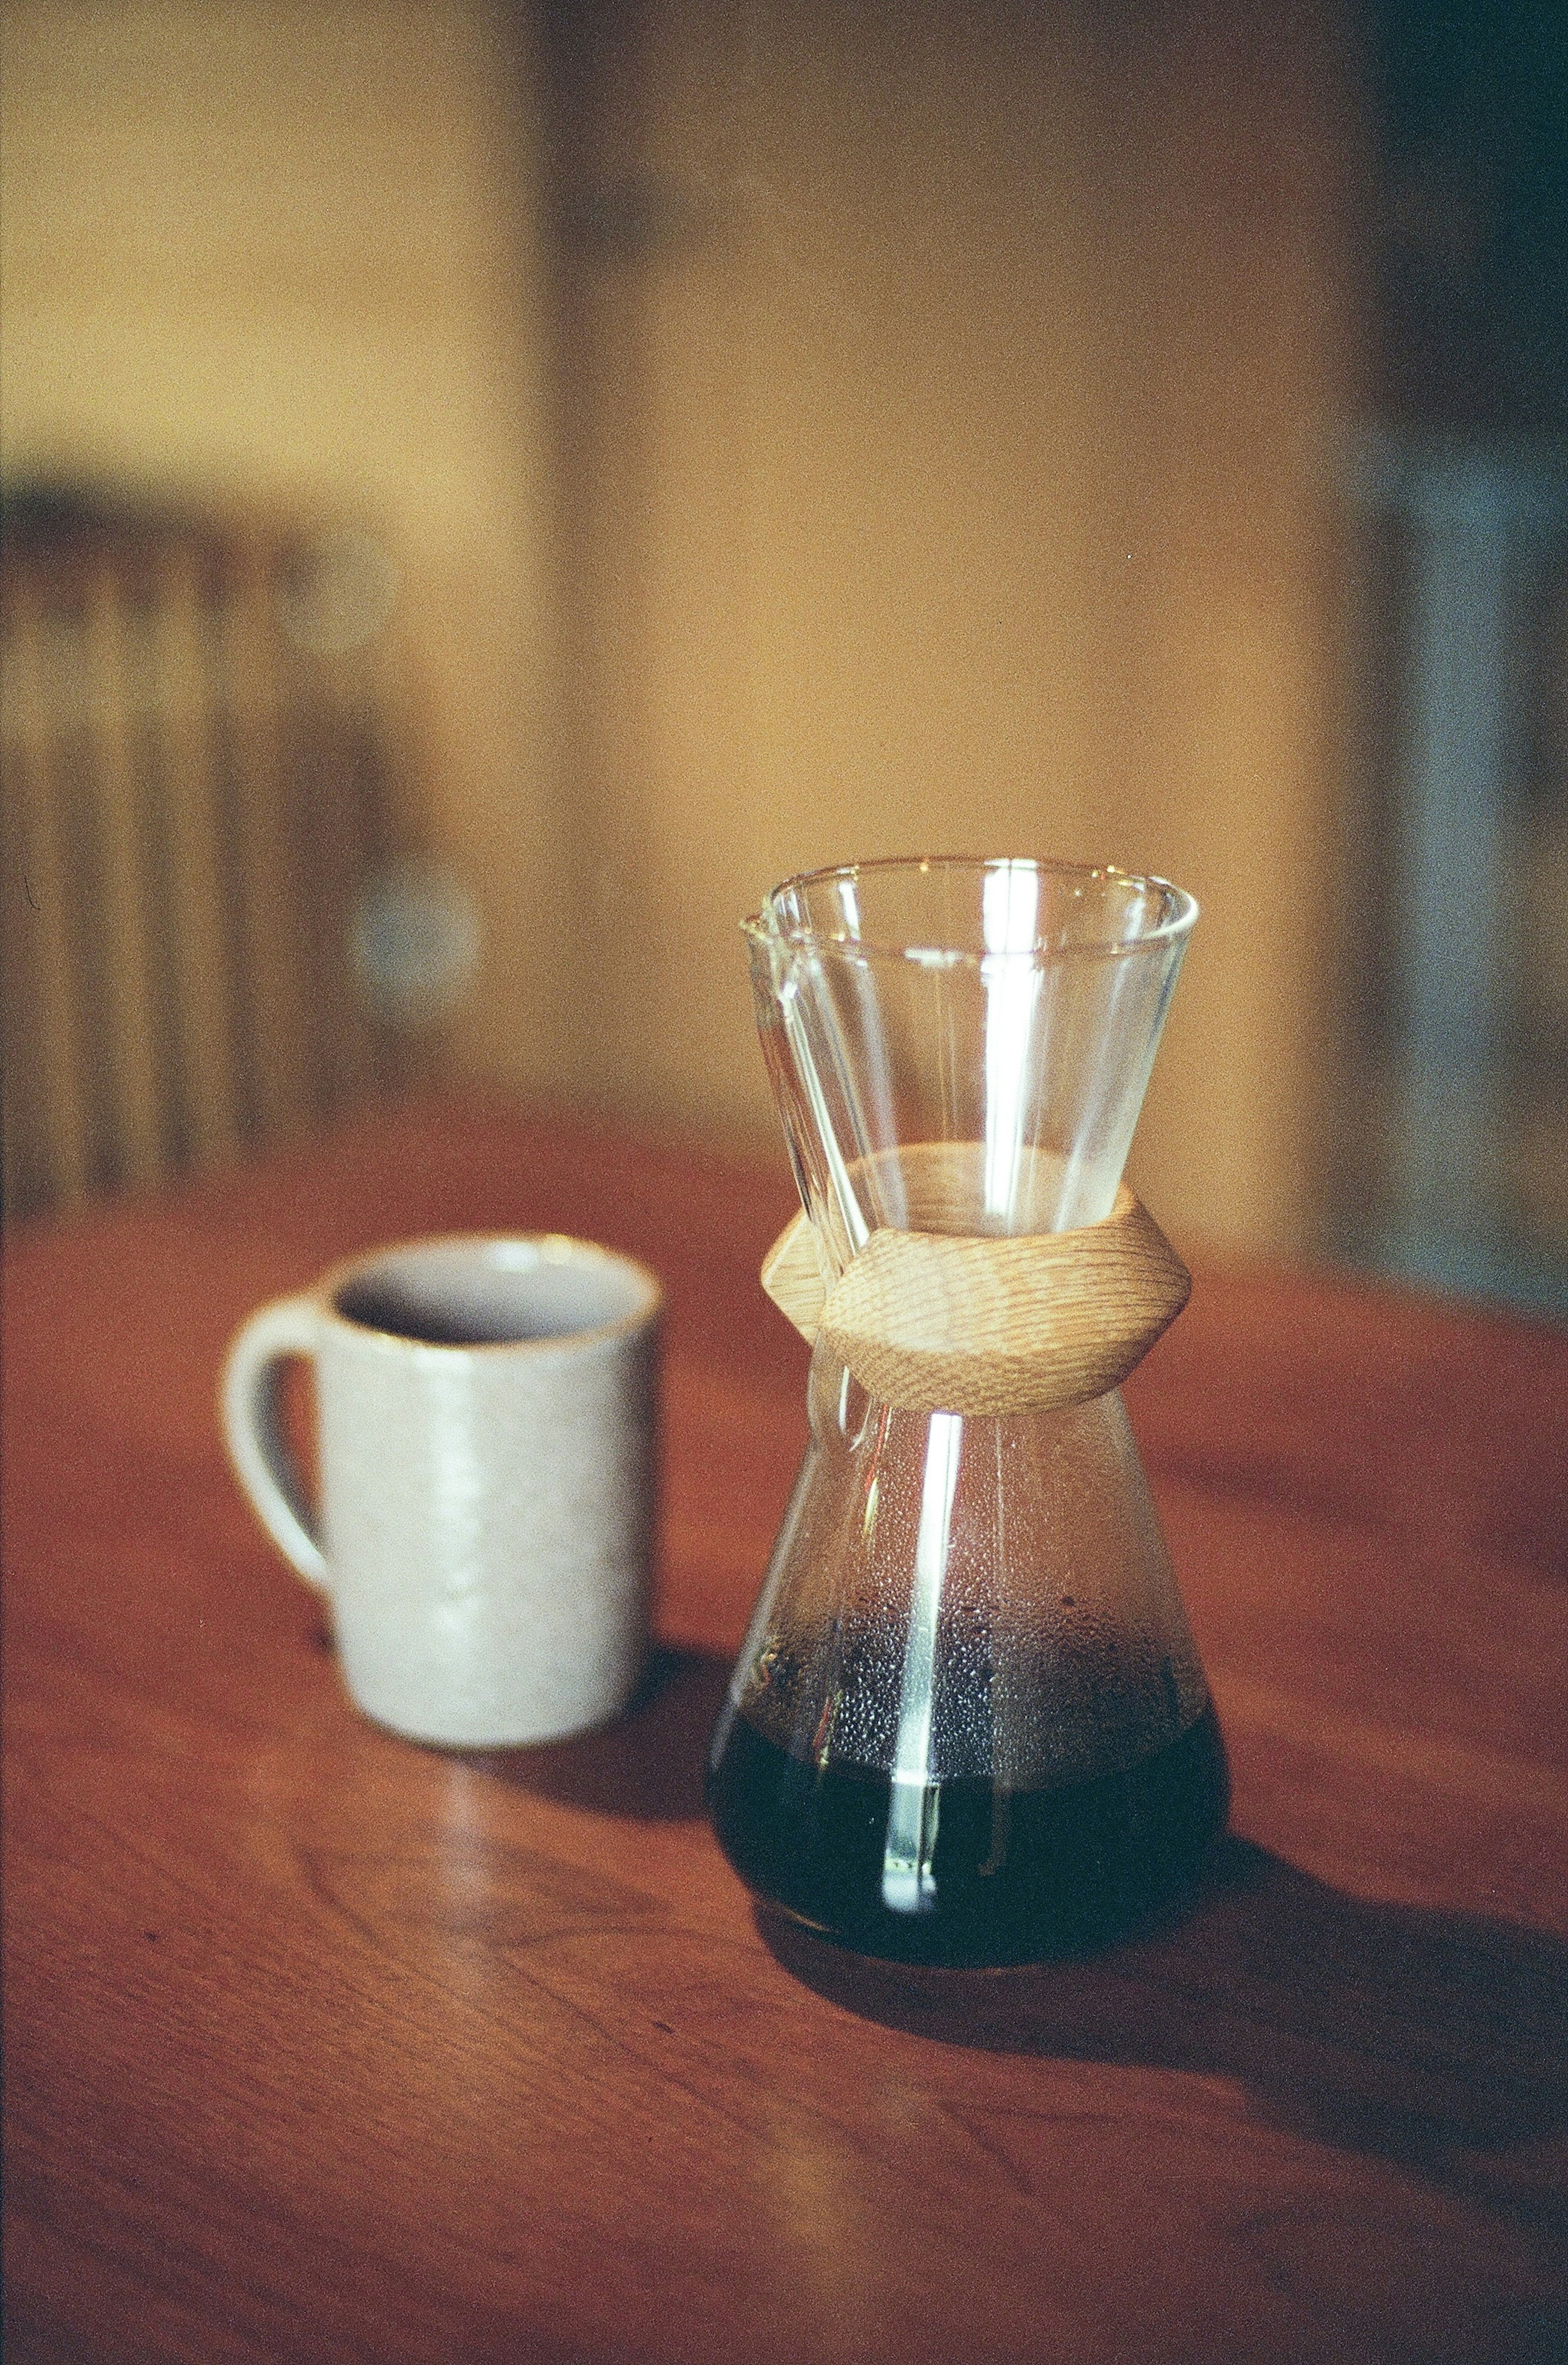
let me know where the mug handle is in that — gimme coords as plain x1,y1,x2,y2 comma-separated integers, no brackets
220,1294,329,1590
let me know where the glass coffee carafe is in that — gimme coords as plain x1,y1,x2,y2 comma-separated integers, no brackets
707,856,1227,1964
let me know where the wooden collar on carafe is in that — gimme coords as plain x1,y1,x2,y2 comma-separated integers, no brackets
760,1164,1190,1419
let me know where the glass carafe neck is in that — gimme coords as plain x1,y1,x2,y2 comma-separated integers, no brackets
746,856,1196,1272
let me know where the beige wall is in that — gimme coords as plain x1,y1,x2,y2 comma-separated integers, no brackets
556,0,1357,1249
3,0,1358,1252
0,0,569,1089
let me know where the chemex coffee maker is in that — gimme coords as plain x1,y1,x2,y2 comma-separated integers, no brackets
707,856,1227,1965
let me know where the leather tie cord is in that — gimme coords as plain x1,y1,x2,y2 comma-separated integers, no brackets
760,1182,1191,1418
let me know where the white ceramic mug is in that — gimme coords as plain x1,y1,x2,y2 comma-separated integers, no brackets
221,1233,662,1748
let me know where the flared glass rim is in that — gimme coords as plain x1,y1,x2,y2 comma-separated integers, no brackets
742,854,1199,966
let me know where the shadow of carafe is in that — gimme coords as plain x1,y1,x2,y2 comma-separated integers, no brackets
758,1837,1568,2191
451,1646,731,1822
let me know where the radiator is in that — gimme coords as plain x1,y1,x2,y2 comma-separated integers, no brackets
1,495,412,1218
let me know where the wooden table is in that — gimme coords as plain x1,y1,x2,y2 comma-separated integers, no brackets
5,1099,1567,2365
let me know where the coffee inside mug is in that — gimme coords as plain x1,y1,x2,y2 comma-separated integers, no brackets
334,1236,655,1349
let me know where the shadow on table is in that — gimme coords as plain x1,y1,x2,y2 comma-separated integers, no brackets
454,1647,730,1822
758,1838,1568,2180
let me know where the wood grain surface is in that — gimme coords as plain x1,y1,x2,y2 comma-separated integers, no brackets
4,1098,1567,2365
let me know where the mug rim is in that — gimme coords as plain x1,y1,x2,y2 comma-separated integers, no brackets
314,1230,664,1355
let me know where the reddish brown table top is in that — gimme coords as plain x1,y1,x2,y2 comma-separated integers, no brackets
4,1098,1567,2365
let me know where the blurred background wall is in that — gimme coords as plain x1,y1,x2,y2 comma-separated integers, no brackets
1,0,570,1121
543,0,1352,1256
2,0,1562,1304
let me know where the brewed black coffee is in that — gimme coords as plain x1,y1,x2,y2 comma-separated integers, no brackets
707,1616,1228,1964
334,1244,646,1348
